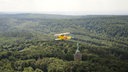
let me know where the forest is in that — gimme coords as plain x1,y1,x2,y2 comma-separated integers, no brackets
0,14,128,72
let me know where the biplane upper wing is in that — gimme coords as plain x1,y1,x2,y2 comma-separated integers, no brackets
62,32,70,35
54,32,70,36
55,38,62,40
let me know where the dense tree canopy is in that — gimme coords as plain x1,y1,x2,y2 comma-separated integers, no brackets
0,14,128,72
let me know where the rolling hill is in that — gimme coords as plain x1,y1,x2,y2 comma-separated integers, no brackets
0,14,128,72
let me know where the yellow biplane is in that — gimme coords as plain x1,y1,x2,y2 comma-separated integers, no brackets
54,32,72,40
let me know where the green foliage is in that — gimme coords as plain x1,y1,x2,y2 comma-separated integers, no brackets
35,68,44,72
23,67,34,72
0,40,127,72
0,14,128,72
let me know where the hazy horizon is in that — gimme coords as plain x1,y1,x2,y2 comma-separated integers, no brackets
0,0,128,15
0,11,128,15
